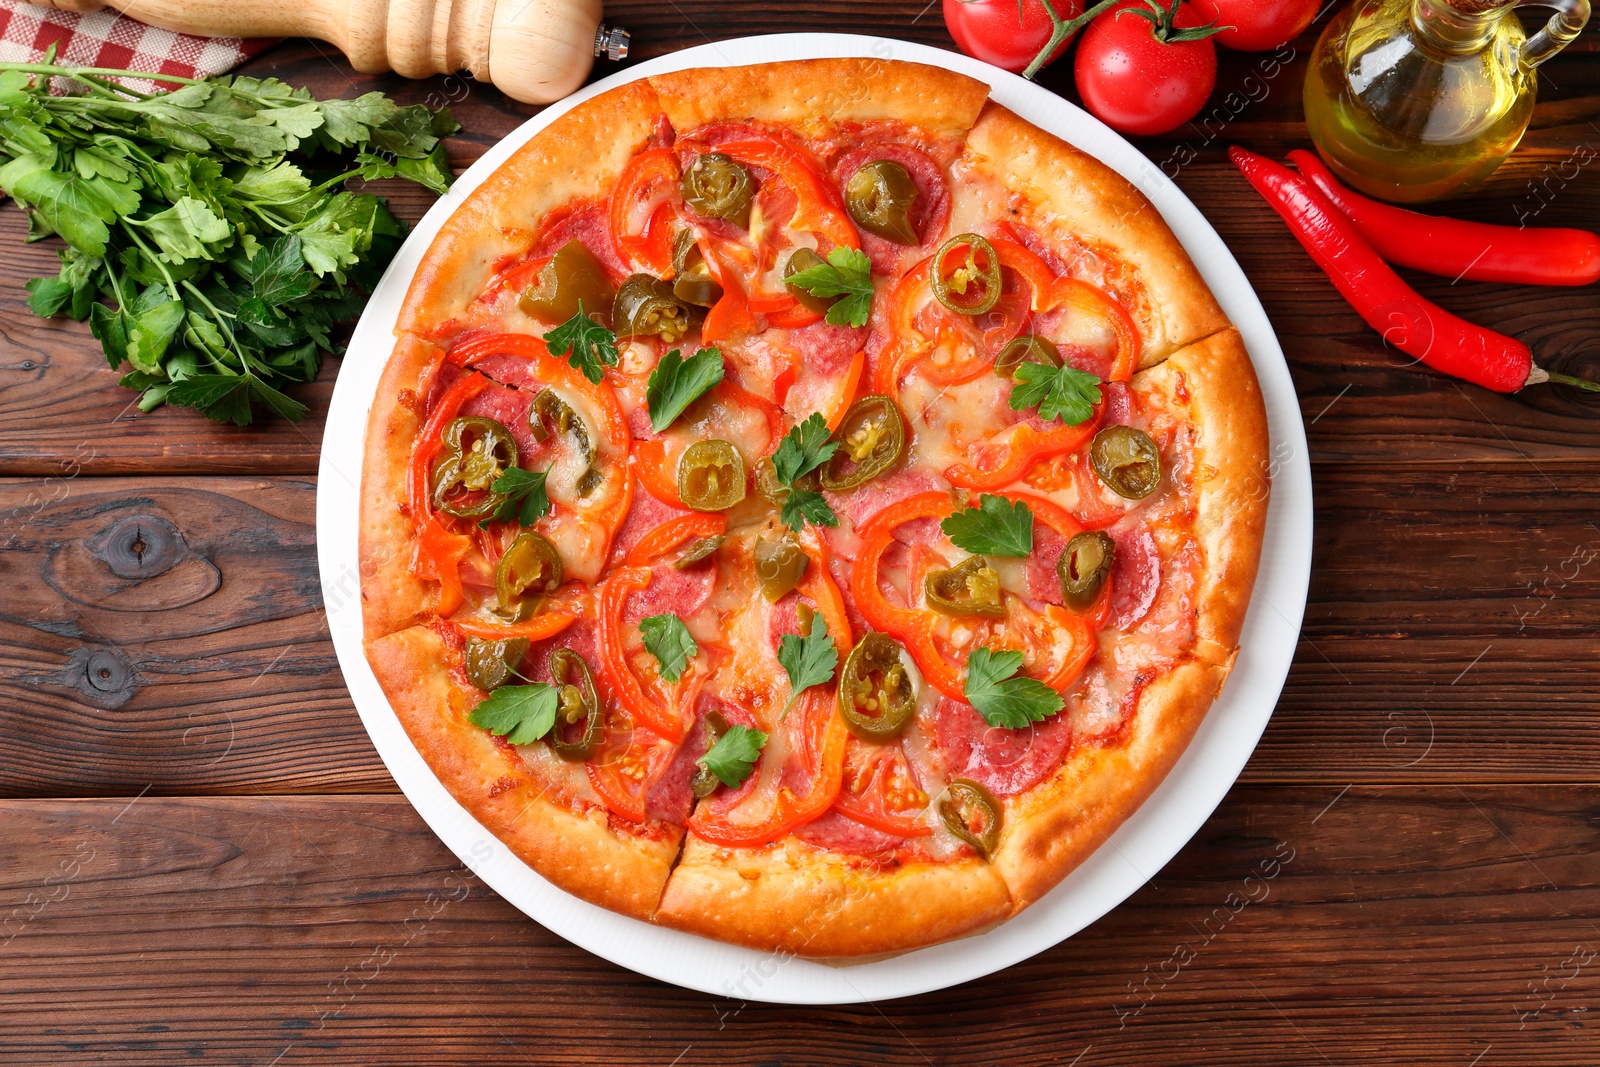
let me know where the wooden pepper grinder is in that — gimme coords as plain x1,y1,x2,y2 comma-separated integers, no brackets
30,0,631,104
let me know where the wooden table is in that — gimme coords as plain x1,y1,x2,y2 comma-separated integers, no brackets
3,6,1598,1063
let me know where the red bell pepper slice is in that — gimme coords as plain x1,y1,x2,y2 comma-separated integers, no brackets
596,566,684,741
609,147,680,276
850,491,1096,701
448,331,635,558
624,512,728,567
407,368,489,618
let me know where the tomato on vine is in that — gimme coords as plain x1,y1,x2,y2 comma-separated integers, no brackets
1073,0,1227,136
1191,0,1319,51
941,0,1085,74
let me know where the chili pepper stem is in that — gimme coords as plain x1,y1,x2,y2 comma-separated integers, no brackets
1528,366,1600,393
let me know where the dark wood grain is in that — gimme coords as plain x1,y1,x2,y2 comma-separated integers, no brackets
2,789,1596,1065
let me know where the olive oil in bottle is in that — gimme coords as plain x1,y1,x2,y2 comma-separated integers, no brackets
1304,0,1589,203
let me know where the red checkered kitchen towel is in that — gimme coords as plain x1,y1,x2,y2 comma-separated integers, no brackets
0,1,273,93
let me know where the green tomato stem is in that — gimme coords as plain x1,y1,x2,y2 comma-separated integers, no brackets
1024,0,1124,81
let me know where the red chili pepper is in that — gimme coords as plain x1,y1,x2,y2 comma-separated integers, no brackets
1287,150,1600,288
1230,146,1532,394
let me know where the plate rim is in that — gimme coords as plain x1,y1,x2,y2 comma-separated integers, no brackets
316,31,1313,1006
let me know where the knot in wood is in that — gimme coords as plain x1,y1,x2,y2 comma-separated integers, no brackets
89,514,183,579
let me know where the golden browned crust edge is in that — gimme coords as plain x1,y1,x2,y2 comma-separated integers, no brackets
360,333,439,641
993,660,1228,909
365,625,681,921
394,79,664,336
962,102,1230,366
654,836,1011,958
992,329,1268,908
647,58,991,139
1153,327,1271,655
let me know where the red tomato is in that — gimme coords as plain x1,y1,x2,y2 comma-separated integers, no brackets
1074,1,1218,137
1190,0,1319,51
942,0,1084,74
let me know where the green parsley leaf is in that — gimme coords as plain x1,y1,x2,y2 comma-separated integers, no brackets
777,616,838,717
480,467,550,529
647,346,724,432
468,684,560,745
544,301,619,384
696,724,768,789
779,488,839,534
783,246,875,327
963,647,1064,729
941,494,1035,557
640,614,699,684
0,57,454,424
772,412,838,485
1009,362,1102,425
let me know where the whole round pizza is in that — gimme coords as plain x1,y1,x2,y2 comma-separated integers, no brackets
359,58,1269,957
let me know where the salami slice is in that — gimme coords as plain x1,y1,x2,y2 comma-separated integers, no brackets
529,200,628,278
794,808,905,855
832,142,951,275
933,697,1074,797
1025,520,1068,606
1109,521,1161,630
456,381,549,463
646,709,716,825
607,490,692,567
623,562,716,627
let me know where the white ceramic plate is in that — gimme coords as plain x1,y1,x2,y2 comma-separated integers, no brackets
317,33,1312,1005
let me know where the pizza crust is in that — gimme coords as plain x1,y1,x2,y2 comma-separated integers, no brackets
646,58,990,139
958,102,1230,367
991,328,1267,908
654,835,1011,958
366,625,682,921
360,334,443,641
993,660,1228,909
1144,328,1272,659
395,78,664,337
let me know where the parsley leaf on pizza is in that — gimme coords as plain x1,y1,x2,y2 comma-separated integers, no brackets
647,346,725,432
785,247,875,328
777,615,838,718
964,647,1064,729
941,494,1034,557
640,613,699,684
780,488,838,533
773,412,840,532
469,684,560,745
544,301,618,384
697,723,768,789
480,467,550,529
1010,362,1102,425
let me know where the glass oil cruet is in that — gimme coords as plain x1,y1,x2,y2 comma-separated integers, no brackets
1304,0,1590,203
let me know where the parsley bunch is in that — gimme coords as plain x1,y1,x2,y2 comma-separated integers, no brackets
0,55,457,424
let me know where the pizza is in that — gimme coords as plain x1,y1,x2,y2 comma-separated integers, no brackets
359,58,1269,957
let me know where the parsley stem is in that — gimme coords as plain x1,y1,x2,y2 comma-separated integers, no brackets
118,221,180,301
0,62,202,88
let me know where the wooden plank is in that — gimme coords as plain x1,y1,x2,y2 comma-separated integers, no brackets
0,476,390,796
2,465,1597,797
0,789,1595,1064
2,38,1598,474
